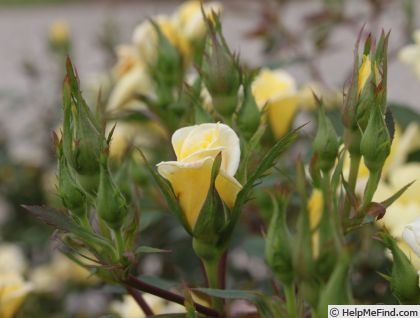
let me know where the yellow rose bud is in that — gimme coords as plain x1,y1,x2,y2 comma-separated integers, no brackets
132,15,191,65
0,272,32,318
172,0,222,42
358,55,371,94
251,68,299,138
113,45,143,78
157,123,242,231
48,20,70,45
308,189,323,259
107,65,153,110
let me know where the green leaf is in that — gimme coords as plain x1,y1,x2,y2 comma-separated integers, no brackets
381,180,415,208
234,127,300,218
22,205,114,254
195,288,283,318
135,246,171,255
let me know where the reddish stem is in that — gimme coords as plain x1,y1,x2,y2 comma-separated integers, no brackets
126,286,154,316
125,275,220,317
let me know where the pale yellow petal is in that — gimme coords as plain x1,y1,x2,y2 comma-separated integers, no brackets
215,172,242,209
0,272,32,318
173,0,222,42
389,164,420,204
172,123,240,176
267,95,299,138
358,55,371,94
387,123,420,174
308,189,323,259
399,45,420,65
252,68,296,108
157,157,213,229
377,202,420,238
0,244,27,275
107,66,152,110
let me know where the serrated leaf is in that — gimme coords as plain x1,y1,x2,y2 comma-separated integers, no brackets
135,246,171,255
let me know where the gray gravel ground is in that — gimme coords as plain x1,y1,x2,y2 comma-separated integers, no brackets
0,0,419,165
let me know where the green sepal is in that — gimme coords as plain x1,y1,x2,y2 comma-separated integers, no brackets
193,153,228,246
265,195,294,286
360,105,391,173
382,233,420,304
237,79,260,140
96,153,128,231
316,252,352,318
313,104,339,172
64,58,104,176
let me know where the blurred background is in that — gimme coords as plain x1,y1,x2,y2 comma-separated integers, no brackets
0,0,419,317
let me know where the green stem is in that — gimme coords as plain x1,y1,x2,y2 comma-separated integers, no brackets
202,257,224,313
193,239,224,313
344,153,361,216
321,170,342,246
359,169,381,213
284,284,297,318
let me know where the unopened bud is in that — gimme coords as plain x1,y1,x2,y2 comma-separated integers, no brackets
63,59,104,177
313,106,339,172
151,22,185,90
201,33,241,116
383,234,420,304
57,143,86,215
360,106,391,173
237,83,260,140
265,196,294,286
96,154,128,230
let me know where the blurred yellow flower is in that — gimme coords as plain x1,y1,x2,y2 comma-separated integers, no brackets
298,82,340,111
108,121,167,161
48,20,70,45
374,163,420,239
113,45,143,78
374,163,420,270
110,294,184,318
308,189,323,259
157,123,242,230
399,30,420,79
132,15,191,65
30,253,97,293
107,65,153,110
0,272,32,318
251,68,299,138
0,244,27,275
172,0,222,42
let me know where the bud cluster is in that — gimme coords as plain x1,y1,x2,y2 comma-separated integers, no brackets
56,59,132,263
